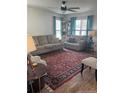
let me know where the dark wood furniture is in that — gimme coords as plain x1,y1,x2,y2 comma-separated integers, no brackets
27,63,47,93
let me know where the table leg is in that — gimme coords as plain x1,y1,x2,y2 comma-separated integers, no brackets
95,70,97,81
30,81,34,93
39,77,41,93
81,64,84,75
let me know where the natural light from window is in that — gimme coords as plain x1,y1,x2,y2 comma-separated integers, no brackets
75,19,87,36
56,19,61,39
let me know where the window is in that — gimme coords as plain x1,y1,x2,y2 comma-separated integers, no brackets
75,19,87,36
56,19,61,39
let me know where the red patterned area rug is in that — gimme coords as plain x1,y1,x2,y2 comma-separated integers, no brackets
41,49,92,90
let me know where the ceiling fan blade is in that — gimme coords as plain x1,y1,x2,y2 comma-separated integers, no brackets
48,7,58,9
68,9,76,12
68,7,80,9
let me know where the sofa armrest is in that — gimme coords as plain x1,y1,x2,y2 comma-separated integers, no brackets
35,44,39,48
78,40,86,48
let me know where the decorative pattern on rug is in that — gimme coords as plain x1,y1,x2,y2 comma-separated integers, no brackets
41,49,92,90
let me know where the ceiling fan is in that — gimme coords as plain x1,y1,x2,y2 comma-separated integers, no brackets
61,0,80,12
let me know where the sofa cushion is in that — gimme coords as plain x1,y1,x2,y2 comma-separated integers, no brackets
37,45,46,49
44,43,62,49
52,38,60,43
38,36,48,45
47,35,53,43
47,35,60,44
47,35,55,43
64,42,79,46
78,40,86,44
68,37,77,43
74,36,87,41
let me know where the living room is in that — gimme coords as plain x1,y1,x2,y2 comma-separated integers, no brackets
1,0,124,93
27,0,97,93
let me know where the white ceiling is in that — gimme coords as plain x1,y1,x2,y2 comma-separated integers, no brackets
27,0,97,14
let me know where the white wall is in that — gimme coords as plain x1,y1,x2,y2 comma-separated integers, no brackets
28,7,97,36
27,6,61,36
66,10,97,30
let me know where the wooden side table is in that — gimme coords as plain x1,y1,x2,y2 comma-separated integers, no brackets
27,63,47,93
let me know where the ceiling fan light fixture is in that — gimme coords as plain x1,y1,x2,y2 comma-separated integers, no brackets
60,0,80,13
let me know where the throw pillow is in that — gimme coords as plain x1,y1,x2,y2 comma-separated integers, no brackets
68,37,76,43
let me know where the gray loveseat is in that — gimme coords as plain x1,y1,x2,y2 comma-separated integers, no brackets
31,35,63,55
64,36,87,51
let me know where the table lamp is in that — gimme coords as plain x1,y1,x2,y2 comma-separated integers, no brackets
27,35,37,68
88,30,97,37
27,35,36,53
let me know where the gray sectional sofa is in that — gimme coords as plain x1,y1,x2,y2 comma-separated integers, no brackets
31,35,63,55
